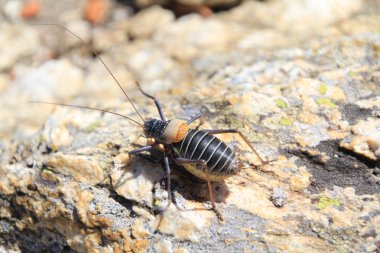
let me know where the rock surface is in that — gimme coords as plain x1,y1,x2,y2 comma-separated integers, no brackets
0,0,380,252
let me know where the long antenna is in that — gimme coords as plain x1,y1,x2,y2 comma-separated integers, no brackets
33,23,145,123
30,101,143,127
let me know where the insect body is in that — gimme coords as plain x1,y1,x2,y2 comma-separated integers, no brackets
173,129,239,181
133,91,263,220
33,24,265,221
144,118,240,181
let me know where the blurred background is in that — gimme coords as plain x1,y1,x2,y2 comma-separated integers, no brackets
0,0,378,143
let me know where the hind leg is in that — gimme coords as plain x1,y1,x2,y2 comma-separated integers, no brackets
174,157,224,221
129,144,172,211
163,154,173,210
186,114,202,125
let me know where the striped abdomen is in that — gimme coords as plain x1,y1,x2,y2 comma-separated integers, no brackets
172,129,239,181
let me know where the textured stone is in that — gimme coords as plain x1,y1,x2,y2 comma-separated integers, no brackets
270,187,288,208
46,154,106,185
111,159,164,207
0,164,35,195
224,0,363,32
152,207,209,242
0,59,85,140
340,118,380,160
153,239,173,253
153,14,245,60
0,23,39,70
1,1,380,252
128,6,174,39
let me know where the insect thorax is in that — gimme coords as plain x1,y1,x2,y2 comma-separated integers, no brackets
144,118,189,144
143,119,168,141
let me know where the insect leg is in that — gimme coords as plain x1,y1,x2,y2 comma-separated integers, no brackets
128,144,172,209
135,81,167,121
186,114,202,125
163,154,172,209
128,145,153,155
202,129,266,164
174,157,224,221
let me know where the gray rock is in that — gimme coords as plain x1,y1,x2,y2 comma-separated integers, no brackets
270,187,288,208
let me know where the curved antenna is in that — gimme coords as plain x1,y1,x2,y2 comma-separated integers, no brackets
29,101,143,127
33,23,145,123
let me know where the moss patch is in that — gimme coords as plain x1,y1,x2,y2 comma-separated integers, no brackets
85,121,103,133
318,83,328,95
280,117,293,126
316,97,337,108
275,98,288,109
317,196,340,209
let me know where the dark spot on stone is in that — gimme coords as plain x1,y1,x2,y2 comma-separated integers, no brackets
369,209,380,217
338,144,378,168
358,215,370,222
25,158,34,168
310,198,318,204
27,183,37,191
362,229,377,239
107,189,135,216
287,140,380,195
340,104,374,124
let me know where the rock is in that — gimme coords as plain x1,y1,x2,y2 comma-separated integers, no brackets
124,43,185,90
0,23,39,70
0,164,35,195
224,0,363,32
13,59,85,100
39,106,101,150
153,14,245,60
152,208,209,242
270,187,288,208
132,217,151,239
128,6,175,39
3,0,23,21
111,159,164,207
135,0,240,8
340,118,380,160
153,239,173,253
46,153,106,185
0,59,85,140
0,74,9,94
134,0,169,8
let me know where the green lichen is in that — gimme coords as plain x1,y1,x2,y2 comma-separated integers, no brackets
275,98,288,109
316,97,337,108
279,117,293,126
85,120,102,133
41,167,54,174
317,196,340,210
319,83,328,95
41,164,54,173
348,71,358,78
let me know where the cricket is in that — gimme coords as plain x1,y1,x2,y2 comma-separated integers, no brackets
32,24,266,221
